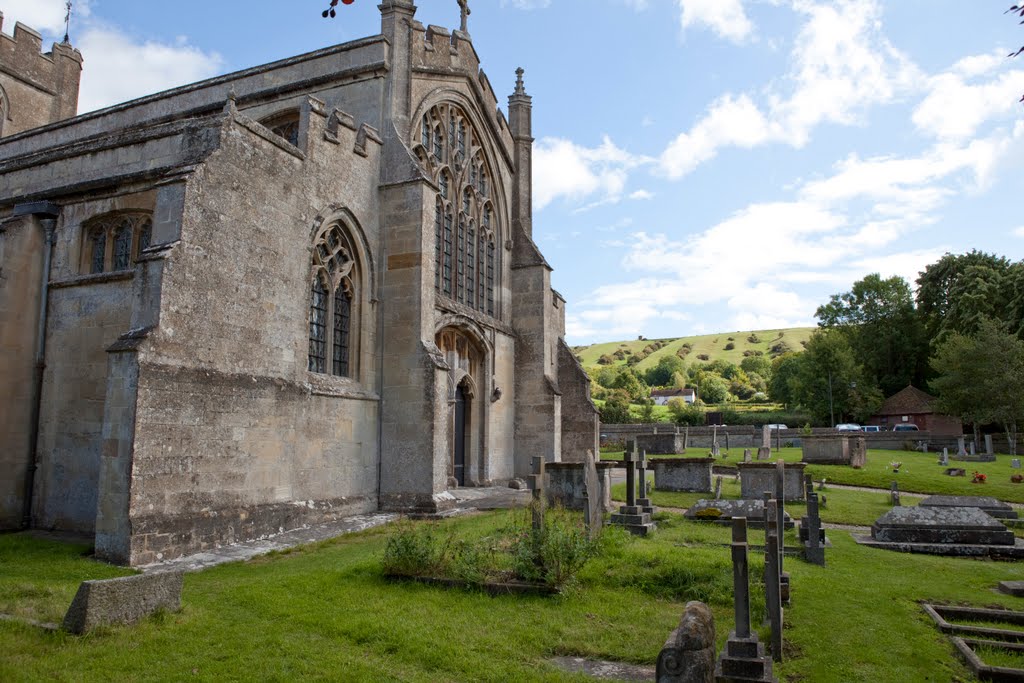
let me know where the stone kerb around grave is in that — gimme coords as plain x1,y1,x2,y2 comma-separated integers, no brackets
738,462,807,502
651,457,714,493
800,434,866,467
545,461,615,512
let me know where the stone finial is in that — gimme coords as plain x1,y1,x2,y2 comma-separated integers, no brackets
514,67,527,96
63,1,73,44
458,0,471,32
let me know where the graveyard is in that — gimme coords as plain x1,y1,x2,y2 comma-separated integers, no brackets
1,443,1023,681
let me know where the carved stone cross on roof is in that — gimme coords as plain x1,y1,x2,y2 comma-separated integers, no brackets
457,0,471,32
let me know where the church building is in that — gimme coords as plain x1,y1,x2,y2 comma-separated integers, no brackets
0,1,598,566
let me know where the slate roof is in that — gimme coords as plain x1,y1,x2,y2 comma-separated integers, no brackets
876,385,937,415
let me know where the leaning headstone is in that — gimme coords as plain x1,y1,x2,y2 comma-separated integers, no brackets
890,481,901,507
582,449,603,540
715,517,775,682
743,449,752,463
529,456,546,531
63,572,184,635
757,447,771,461
985,434,994,456
958,436,967,457
656,601,716,683
1013,459,1021,470
714,476,723,501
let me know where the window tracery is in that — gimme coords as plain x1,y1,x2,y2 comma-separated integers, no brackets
260,110,301,147
81,213,153,275
308,223,359,378
415,102,500,318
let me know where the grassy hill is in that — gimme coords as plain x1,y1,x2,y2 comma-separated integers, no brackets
573,327,816,372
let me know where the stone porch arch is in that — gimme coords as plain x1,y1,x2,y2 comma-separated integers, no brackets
435,322,491,487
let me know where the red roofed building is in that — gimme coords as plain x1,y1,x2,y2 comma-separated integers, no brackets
869,385,962,436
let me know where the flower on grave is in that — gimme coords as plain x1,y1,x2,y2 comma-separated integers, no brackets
890,461,902,472
972,471,987,484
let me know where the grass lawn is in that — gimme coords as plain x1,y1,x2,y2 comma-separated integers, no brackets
2,507,1024,682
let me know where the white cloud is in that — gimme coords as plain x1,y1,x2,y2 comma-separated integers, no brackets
677,0,754,43
77,27,224,113
1014,226,1024,238
499,0,552,9
0,0,90,36
629,190,655,200
660,94,774,178
533,135,651,210
912,64,1024,140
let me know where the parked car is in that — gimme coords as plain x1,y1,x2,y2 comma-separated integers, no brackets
835,423,861,431
892,424,919,431
860,425,881,433
765,424,788,430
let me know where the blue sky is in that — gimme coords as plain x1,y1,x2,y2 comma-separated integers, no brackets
5,0,1023,344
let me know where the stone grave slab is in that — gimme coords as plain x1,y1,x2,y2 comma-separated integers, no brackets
999,581,1024,598
919,495,1018,520
685,499,793,529
63,571,184,634
871,506,1015,545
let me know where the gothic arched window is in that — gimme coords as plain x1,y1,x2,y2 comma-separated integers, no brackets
416,102,501,319
81,213,153,275
259,110,300,147
308,224,360,378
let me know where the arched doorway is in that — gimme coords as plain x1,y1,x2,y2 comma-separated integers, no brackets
454,383,468,486
436,326,487,487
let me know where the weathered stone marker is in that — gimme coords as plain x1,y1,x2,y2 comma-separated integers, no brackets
529,456,546,531
757,446,771,461
656,601,716,683
725,431,731,453
890,481,901,507
743,448,752,463
970,441,976,457
714,476,723,500
773,461,790,604
637,448,656,514
985,434,994,456
684,425,690,451
715,517,775,682
940,448,949,466
63,571,184,635
583,449,603,540
762,425,771,449
958,436,967,457
1013,459,1021,469
763,500,784,663
800,474,825,566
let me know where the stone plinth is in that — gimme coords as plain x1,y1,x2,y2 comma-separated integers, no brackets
685,499,794,529
738,462,806,502
63,571,184,634
918,495,1018,520
637,432,686,456
653,457,714,493
871,507,1016,545
800,434,866,467
546,462,615,512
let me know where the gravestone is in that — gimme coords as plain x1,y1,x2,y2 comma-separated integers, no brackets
918,495,1018,520
636,449,656,515
738,462,806,501
714,517,775,682
801,434,866,467
958,437,967,457
890,481,901,507
1013,459,1021,470
652,458,714,493
940,448,949,467
766,475,790,606
763,500,784,663
714,476,723,500
970,442,976,457
529,456,546,531
985,435,994,456
583,449,603,540
656,601,716,683
63,572,184,634
712,425,718,453
711,443,721,458
871,506,1016,545
685,499,794,528
743,449,752,463
610,445,656,536
801,480,826,567
757,447,771,461
762,425,771,449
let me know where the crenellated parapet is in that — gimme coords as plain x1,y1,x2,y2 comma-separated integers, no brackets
0,15,83,136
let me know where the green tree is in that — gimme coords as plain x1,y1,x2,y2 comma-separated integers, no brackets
916,251,1013,341
816,273,925,396
740,355,773,382
698,374,729,404
599,390,633,424
791,330,879,425
611,368,648,402
768,353,802,409
931,318,1024,454
638,398,656,423
667,398,703,426
644,354,686,387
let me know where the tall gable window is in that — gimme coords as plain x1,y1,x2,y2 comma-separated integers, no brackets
260,110,300,147
309,224,360,377
415,103,501,319
81,213,153,275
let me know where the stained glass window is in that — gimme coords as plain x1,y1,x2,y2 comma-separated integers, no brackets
309,277,327,373
90,230,106,274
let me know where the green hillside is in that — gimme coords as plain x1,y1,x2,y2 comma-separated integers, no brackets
573,327,816,372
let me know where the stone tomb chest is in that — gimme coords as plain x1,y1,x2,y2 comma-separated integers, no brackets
800,434,866,467
684,499,794,529
918,495,1018,520
636,432,686,456
871,506,1015,546
737,462,806,501
546,461,615,512
652,457,713,493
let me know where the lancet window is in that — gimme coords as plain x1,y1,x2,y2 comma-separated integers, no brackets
308,224,359,377
260,110,300,147
82,213,154,275
416,103,500,318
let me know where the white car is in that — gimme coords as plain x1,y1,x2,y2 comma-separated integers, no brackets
835,423,861,431
765,424,788,430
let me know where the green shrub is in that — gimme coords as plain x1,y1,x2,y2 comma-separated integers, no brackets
382,521,440,577
725,342,736,350
508,506,597,588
